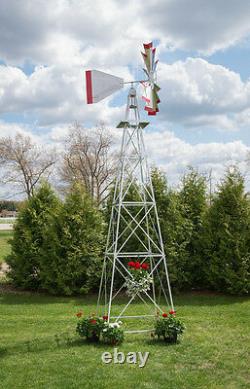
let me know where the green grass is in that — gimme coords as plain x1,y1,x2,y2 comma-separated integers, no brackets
0,218,15,224
0,231,13,263
0,291,249,389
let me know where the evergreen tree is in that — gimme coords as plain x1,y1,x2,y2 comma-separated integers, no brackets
178,168,208,289
6,182,60,289
151,168,193,290
204,168,250,295
40,183,105,295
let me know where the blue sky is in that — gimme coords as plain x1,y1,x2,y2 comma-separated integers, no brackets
0,0,250,197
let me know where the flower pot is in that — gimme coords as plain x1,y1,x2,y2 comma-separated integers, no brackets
164,333,177,344
87,332,99,342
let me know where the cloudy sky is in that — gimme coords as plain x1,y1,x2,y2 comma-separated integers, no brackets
1,0,250,198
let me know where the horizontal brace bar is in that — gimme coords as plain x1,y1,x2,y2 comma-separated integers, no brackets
105,253,163,257
121,202,154,206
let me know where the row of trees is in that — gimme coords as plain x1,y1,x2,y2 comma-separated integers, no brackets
6,167,250,295
153,168,250,295
0,123,115,204
7,183,104,295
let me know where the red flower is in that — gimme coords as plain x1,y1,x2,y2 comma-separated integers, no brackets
103,315,108,321
135,261,141,269
76,311,83,318
90,319,97,324
128,261,135,268
141,263,149,270
162,313,168,318
169,310,176,315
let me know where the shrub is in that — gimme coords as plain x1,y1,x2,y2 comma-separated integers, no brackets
203,168,250,295
40,183,105,295
6,182,60,290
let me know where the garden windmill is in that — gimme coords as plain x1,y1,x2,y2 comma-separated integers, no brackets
85,43,174,333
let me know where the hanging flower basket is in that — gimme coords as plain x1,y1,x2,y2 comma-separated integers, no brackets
125,261,153,296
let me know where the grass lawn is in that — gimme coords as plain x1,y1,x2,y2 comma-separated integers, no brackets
0,231,13,263
0,291,249,389
0,218,15,224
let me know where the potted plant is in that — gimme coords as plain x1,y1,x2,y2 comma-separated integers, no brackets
102,321,124,345
125,261,153,297
76,313,105,342
154,311,185,343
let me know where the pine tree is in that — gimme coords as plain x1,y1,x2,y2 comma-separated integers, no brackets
204,167,250,295
6,182,60,289
40,183,105,295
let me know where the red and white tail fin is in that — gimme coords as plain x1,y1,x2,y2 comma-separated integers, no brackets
85,70,124,104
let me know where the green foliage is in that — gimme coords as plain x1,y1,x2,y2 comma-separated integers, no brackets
178,167,208,288
154,313,185,343
0,200,20,212
151,168,193,290
40,183,105,295
6,182,60,289
102,322,124,345
152,167,208,291
76,316,105,341
204,168,250,295
0,231,13,263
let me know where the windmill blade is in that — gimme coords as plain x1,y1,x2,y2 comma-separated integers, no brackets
85,70,124,104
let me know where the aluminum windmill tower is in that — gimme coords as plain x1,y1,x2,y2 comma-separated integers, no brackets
86,43,174,332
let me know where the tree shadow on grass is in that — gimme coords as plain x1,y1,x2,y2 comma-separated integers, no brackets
0,285,248,307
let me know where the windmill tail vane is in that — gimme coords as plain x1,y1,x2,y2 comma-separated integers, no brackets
85,42,160,116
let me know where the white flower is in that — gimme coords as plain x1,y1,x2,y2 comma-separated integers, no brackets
103,328,107,332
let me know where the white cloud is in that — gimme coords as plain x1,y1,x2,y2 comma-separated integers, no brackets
157,58,250,129
1,0,250,67
144,129,250,188
1,57,250,130
0,64,129,126
142,0,250,55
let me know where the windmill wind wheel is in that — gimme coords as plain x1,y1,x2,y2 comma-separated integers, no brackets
85,42,160,116
141,42,160,116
